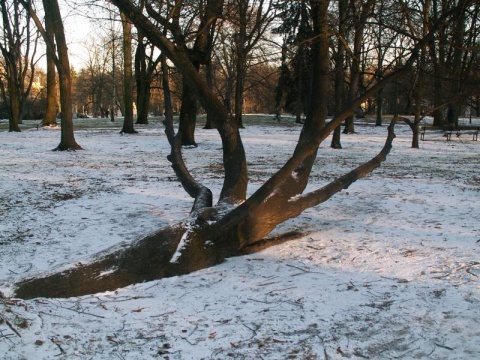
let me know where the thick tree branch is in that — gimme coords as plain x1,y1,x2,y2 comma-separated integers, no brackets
162,59,213,212
290,120,397,214
112,0,248,205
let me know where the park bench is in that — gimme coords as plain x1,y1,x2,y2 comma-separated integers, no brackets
420,125,479,141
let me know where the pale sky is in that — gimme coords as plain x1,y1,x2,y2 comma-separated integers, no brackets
60,0,114,69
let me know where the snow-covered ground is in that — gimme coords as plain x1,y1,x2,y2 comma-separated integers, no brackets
0,116,479,359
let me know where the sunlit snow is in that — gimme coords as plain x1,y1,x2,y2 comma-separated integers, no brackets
0,116,479,359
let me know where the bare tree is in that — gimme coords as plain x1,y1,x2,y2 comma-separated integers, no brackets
343,0,375,134
76,36,112,117
42,4,57,127
21,0,82,150
135,28,161,125
331,0,347,149
0,0,39,132
119,11,137,134
231,0,276,127
14,0,468,299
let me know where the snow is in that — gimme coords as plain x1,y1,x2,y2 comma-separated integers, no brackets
1,117,479,359
171,229,191,264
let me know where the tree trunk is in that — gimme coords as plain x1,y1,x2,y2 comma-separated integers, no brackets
8,70,22,132
135,35,149,125
234,0,247,129
344,0,375,134
43,9,58,127
120,12,137,134
203,62,217,129
331,0,346,149
8,98,22,132
42,0,81,150
136,81,151,125
179,79,198,146
376,91,383,126
0,0,33,132
412,116,420,149
430,0,445,126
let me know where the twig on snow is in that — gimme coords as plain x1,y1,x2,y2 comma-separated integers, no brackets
435,342,454,351
242,323,260,338
0,314,21,338
0,329,16,341
65,306,105,319
286,264,309,272
50,337,66,355
151,310,176,318
267,286,297,295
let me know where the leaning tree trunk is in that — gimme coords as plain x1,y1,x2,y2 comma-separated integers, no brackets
14,119,397,299
14,0,433,299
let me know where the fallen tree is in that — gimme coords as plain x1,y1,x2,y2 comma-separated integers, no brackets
14,0,459,299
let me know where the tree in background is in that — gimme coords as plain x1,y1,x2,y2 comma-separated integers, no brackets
42,3,57,127
0,0,39,132
76,36,112,117
173,0,222,146
330,0,347,149
119,11,137,134
343,0,375,134
426,0,478,126
21,0,82,150
273,0,312,124
231,0,276,128
134,27,161,125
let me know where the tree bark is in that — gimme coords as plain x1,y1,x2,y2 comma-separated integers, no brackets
42,0,81,150
120,12,137,134
203,62,217,129
43,8,58,127
176,0,222,145
135,33,150,125
7,68,22,132
179,79,198,146
344,0,375,134
331,0,347,149
21,0,81,149
134,31,161,126
0,0,37,132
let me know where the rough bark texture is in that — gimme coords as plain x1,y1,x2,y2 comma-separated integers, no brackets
0,0,36,132
120,12,137,134
7,78,22,132
23,0,82,149
134,30,160,125
43,10,58,127
331,0,346,149
179,80,198,146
